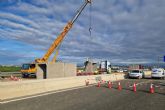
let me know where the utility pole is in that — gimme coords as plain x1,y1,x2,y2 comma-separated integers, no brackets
157,56,163,68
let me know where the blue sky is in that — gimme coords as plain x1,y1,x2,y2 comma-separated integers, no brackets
0,0,165,65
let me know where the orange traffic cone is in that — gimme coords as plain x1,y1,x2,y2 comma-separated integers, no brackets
111,82,113,88
14,77,18,81
118,82,122,90
108,81,112,88
97,81,101,87
133,83,136,92
150,83,154,94
102,80,105,83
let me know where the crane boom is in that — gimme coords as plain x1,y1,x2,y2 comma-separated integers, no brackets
35,0,91,63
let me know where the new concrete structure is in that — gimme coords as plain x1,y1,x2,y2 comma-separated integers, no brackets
0,74,125,100
84,61,97,73
36,62,76,79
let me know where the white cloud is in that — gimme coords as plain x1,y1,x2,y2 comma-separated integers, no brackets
0,0,165,64
0,11,39,28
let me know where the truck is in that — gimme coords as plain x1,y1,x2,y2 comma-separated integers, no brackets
99,61,111,74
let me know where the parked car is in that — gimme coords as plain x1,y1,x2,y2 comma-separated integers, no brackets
123,69,128,72
151,68,165,79
128,70,144,79
117,69,123,73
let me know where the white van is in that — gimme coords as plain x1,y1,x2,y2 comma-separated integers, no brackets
151,68,165,79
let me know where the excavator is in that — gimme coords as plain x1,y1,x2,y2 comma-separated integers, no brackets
21,0,92,78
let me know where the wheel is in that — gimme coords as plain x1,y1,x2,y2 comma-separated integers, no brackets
142,74,145,78
22,74,28,78
138,75,142,79
22,74,25,78
128,76,131,79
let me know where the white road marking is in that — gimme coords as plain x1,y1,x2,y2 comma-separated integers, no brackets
158,82,165,85
0,84,95,104
155,85,160,88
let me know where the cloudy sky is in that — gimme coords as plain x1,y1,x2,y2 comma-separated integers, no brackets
0,0,165,65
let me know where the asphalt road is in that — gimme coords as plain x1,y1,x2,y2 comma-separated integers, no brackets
1,79,165,110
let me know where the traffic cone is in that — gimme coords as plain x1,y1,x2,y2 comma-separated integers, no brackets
111,82,113,88
150,83,154,94
14,77,18,81
85,80,89,86
97,81,101,87
102,80,105,83
118,82,122,90
133,83,136,92
108,81,112,88
10,75,14,80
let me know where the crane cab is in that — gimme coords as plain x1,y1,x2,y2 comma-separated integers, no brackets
21,63,37,78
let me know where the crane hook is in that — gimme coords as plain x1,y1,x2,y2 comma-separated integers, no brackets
89,1,92,38
89,27,92,36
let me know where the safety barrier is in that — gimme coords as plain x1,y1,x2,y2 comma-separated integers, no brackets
0,73,125,100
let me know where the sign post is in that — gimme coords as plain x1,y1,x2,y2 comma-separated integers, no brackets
164,56,165,62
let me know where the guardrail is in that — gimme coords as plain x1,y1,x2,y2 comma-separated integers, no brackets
0,72,21,74
0,72,21,77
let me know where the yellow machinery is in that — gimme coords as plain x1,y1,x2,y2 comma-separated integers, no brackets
21,0,92,78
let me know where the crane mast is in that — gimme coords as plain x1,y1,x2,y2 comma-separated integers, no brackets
35,0,91,63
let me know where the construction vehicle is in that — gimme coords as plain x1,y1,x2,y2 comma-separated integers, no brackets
99,60,111,74
21,0,92,78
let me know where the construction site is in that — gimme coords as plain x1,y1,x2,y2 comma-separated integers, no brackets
0,0,165,110
10,0,114,80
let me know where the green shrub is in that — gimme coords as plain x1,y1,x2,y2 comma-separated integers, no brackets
0,66,21,72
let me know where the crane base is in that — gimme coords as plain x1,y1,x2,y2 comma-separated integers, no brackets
36,62,76,79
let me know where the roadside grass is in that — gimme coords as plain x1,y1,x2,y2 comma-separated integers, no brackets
0,66,21,72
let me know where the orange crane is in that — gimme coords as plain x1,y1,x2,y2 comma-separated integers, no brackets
21,0,92,78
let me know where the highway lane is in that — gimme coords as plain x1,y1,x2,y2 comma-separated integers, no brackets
1,79,165,110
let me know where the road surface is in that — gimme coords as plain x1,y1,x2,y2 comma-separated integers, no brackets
1,79,165,110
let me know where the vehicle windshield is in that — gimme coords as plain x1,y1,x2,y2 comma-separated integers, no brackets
152,70,162,72
22,64,30,70
131,70,140,73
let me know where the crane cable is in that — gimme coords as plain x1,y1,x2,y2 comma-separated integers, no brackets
52,2,92,62
89,2,92,38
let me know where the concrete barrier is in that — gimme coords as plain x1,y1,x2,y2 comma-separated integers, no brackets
0,73,125,100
